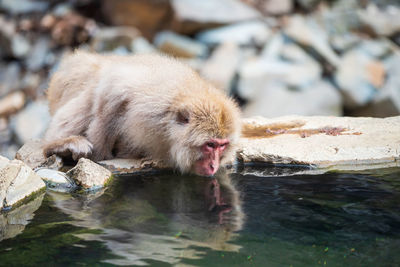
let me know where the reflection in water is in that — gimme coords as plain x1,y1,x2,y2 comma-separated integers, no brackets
49,172,244,265
0,193,44,242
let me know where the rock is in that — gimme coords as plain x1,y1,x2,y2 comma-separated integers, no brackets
0,63,21,97
200,42,240,93
0,0,48,14
171,0,261,34
35,168,76,192
66,158,112,189
330,33,361,53
358,4,400,36
196,20,271,46
101,0,171,38
12,101,51,145
130,36,156,54
25,37,51,71
99,158,167,174
285,15,340,67
238,115,400,170
0,192,44,242
262,0,293,15
0,15,31,59
0,156,46,209
335,49,385,107
91,26,140,53
0,91,25,117
15,139,63,170
154,31,208,58
240,80,342,117
358,39,392,58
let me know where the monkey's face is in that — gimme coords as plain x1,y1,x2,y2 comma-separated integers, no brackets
193,138,230,176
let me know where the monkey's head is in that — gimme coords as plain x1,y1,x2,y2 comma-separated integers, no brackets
167,90,241,177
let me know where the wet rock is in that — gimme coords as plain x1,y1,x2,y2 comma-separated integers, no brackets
15,139,63,170
0,156,46,209
154,31,208,58
358,4,400,36
0,192,44,242
238,115,400,170
171,0,261,34
11,101,51,145
196,20,271,46
285,15,340,67
0,0,48,14
66,158,112,189
91,26,140,53
99,158,167,174
25,37,51,71
335,49,385,107
35,168,76,192
0,91,25,117
0,63,21,97
240,80,342,117
101,0,171,38
130,36,156,54
200,42,240,93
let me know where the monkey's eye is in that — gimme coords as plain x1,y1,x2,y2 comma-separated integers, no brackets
206,142,216,148
176,110,189,124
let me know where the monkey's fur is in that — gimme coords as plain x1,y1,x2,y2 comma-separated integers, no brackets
44,51,241,176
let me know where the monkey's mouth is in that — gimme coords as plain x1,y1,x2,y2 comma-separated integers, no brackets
193,158,220,177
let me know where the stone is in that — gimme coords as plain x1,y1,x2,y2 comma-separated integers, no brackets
238,115,400,170
0,63,21,97
285,15,340,67
200,42,240,94
154,31,208,58
101,0,171,38
170,0,261,34
0,192,44,242
0,0,48,14
358,4,400,36
0,156,46,209
335,49,385,107
91,26,140,53
196,20,271,46
66,158,112,189
25,37,51,71
35,168,76,192
262,0,293,15
130,36,156,54
330,33,361,53
99,158,167,174
11,101,51,145
0,15,31,58
15,139,63,170
0,91,25,117
240,80,342,118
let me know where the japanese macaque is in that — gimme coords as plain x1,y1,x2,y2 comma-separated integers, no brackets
43,51,241,176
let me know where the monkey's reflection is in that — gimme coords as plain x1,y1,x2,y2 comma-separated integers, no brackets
50,172,244,265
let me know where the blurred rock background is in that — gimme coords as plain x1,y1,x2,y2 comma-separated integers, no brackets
0,0,399,159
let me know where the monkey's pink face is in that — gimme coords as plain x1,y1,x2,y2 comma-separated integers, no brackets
194,138,229,176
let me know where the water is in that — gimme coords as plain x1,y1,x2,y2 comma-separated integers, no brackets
1,167,400,266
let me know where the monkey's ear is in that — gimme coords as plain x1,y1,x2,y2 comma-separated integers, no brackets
176,109,190,124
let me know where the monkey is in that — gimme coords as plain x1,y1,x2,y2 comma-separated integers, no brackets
43,51,241,176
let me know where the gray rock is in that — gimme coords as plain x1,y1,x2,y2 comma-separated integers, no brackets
0,156,46,209
25,37,51,71
358,4,400,36
91,26,140,53
285,15,340,67
240,80,342,118
200,42,240,93
154,31,208,58
196,21,271,46
15,139,63,170
35,168,76,192
0,0,48,14
12,101,51,145
330,33,361,53
0,91,25,117
0,16,31,58
171,0,261,32
0,63,21,97
11,34,31,58
358,39,392,58
130,36,156,54
66,158,112,189
0,192,44,242
335,49,385,107
238,115,400,171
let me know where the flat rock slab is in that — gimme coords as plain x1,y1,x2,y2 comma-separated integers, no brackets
99,158,167,174
238,115,400,171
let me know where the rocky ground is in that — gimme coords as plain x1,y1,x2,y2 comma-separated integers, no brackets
0,0,400,210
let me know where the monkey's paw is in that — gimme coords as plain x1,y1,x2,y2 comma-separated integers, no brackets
43,136,93,161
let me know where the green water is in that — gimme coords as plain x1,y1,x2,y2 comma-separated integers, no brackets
1,167,400,266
